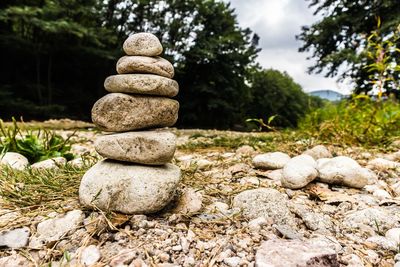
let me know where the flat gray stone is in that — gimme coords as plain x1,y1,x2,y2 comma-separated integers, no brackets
255,239,339,267
95,131,176,165
79,160,181,214
104,74,178,97
123,32,163,56
232,188,296,227
0,227,30,249
92,93,179,132
29,210,84,248
116,56,174,78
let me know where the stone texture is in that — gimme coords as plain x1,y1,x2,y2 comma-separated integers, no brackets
80,245,102,266
104,74,178,97
281,155,318,189
29,210,84,248
92,93,179,132
0,227,30,249
95,131,176,165
255,239,339,267
232,188,295,226
252,152,291,169
317,156,374,188
367,158,400,171
303,145,333,160
116,56,174,78
31,157,67,170
123,32,163,56
343,207,400,232
173,187,203,214
0,152,29,170
79,160,181,214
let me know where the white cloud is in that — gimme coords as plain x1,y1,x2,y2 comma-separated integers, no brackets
227,0,352,94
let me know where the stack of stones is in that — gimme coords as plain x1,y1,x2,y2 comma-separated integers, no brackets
79,33,181,214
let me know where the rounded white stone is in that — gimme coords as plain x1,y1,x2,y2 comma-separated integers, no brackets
0,152,29,170
281,155,318,189
79,160,181,214
252,152,291,169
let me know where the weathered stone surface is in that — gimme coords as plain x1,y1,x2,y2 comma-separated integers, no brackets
104,74,178,97
31,157,66,170
79,160,181,214
281,155,318,189
343,207,400,232
116,56,174,78
252,152,291,170
367,158,400,171
0,227,30,249
232,188,295,226
123,32,163,56
95,131,176,165
92,93,179,132
0,152,29,170
29,210,84,248
173,187,203,214
255,239,339,267
303,145,333,160
317,156,374,188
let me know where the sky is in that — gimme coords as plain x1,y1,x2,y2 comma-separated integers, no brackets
228,0,351,94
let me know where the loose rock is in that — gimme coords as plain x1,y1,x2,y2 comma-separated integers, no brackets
92,93,179,132
95,131,176,165
116,56,174,78
0,227,30,249
31,157,66,170
281,155,318,189
79,160,180,214
303,145,332,160
173,187,203,214
232,188,295,226
317,156,374,188
367,158,400,171
123,32,163,56
255,239,339,267
29,210,84,248
0,152,29,170
80,245,102,266
252,152,290,169
104,74,178,97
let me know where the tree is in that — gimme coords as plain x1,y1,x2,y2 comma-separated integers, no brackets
101,0,259,128
246,69,323,128
298,0,400,93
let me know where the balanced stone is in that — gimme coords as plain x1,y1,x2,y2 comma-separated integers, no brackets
117,56,174,78
79,160,181,214
92,93,179,132
104,74,178,97
123,32,163,56
95,131,176,165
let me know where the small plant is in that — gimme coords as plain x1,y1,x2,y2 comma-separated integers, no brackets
0,118,74,163
246,115,278,132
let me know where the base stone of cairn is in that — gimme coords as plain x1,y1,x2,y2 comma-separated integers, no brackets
79,33,181,214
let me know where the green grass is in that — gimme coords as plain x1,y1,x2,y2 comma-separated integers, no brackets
0,164,93,208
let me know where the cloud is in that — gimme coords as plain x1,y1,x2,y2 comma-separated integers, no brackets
227,0,351,94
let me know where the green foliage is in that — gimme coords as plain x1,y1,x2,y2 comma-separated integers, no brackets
362,21,400,96
245,69,324,128
0,119,74,163
298,0,400,93
299,96,400,146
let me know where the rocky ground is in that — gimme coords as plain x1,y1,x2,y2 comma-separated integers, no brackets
0,127,400,266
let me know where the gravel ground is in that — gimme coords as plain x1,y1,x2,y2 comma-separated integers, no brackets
0,128,399,266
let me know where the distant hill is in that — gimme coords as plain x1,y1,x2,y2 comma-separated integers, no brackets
307,89,347,101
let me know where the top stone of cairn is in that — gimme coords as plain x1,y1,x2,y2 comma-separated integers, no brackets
123,32,163,56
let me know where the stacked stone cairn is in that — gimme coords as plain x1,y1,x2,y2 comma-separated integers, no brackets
79,33,181,214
